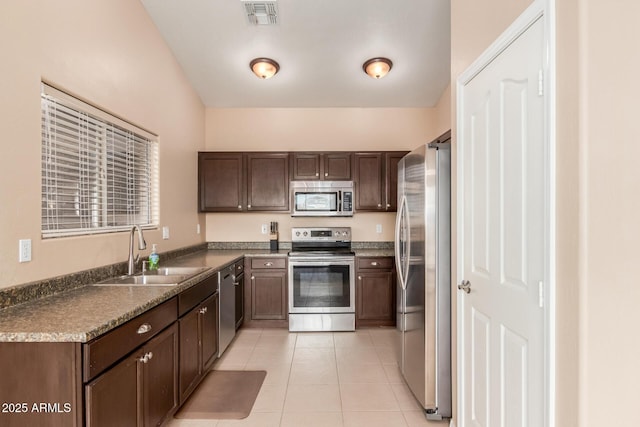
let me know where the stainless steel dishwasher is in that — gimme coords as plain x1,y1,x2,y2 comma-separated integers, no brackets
218,265,236,356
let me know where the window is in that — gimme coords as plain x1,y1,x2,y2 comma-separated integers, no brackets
41,83,159,238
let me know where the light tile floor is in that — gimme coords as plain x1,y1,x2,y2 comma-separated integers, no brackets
167,328,440,427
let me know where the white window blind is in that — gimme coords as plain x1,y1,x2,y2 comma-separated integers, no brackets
41,83,159,238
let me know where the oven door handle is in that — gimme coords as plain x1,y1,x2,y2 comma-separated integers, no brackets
289,258,355,266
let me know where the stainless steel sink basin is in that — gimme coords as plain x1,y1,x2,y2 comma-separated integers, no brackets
93,266,210,287
142,266,210,276
95,274,187,286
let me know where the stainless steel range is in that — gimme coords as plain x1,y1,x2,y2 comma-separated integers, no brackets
288,227,355,332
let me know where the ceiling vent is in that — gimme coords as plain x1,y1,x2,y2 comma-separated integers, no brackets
241,0,279,25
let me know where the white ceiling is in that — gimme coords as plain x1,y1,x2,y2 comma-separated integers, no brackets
140,0,450,108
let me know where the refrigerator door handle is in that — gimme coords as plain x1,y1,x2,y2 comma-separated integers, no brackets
395,195,410,290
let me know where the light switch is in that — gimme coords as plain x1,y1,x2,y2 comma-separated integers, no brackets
19,239,31,263
162,226,170,240
376,224,383,234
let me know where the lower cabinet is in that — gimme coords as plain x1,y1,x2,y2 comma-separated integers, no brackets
244,257,288,327
178,292,218,404
356,256,396,327
85,323,179,427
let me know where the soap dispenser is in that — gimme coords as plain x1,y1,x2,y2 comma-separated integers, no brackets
149,244,159,270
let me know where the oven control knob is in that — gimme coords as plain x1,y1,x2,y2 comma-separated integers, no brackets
342,231,348,236
295,231,300,237
334,231,340,236
303,231,308,236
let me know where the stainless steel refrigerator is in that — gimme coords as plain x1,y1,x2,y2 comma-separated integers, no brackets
395,134,451,420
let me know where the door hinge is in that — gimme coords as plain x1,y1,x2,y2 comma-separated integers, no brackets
538,281,544,308
538,69,544,96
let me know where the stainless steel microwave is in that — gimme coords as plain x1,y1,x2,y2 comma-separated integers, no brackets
290,181,354,217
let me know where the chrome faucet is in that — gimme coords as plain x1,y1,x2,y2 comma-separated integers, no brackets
127,225,147,275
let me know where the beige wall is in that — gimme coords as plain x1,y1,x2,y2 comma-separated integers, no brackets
578,1,640,425
0,0,205,289
204,96,451,242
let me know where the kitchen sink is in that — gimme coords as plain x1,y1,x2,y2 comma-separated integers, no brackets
95,274,188,286
93,266,211,287
142,266,210,276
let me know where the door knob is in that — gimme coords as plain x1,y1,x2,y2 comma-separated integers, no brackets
458,280,471,294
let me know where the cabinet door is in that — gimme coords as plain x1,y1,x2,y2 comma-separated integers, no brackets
198,152,244,212
353,153,384,211
200,293,219,371
323,153,352,180
178,308,200,403
384,152,407,211
356,271,395,324
142,323,178,427
85,352,139,427
250,271,287,320
291,153,321,180
246,153,290,211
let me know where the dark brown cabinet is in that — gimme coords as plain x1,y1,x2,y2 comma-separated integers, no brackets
178,292,218,404
198,152,244,212
85,322,179,427
356,257,396,327
246,152,290,211
353,152,408,212
198,152,289,212
291,152,352,180
245,257,288,327
353,152,384,211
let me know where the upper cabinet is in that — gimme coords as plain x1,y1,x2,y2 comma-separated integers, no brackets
353,151,408,212
198,152,289,212
198,152,244,212
246,153,290,211
291,152,352,181
199,150,406,213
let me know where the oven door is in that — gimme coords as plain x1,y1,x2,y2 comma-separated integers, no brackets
288,256,355,314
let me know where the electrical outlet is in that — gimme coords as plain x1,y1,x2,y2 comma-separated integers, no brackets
196,224,201,234
19,239,31,263
162,226,170,240
376,224,383,234
261,224,268,234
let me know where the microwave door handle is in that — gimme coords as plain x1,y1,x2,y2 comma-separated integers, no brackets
338,190,342,213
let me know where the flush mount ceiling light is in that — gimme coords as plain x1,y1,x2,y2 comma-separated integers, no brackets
363,57,393,79
250,58,280,79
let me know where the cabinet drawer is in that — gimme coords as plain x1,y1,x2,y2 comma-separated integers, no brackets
83,297,178,382
357,257,394,270
178,274,217,316
250,257,286,269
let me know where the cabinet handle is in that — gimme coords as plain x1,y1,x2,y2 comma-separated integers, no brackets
315,173,319,177
251,275,255,280
136,323,152,335
324,172,328,177
264,262,273,267
238,205,242,209
199,306,208,314
370,261,379,266
377,203,382,208
247,204,252,209
358,275,362,280
386,203,391,208
138,351,153,364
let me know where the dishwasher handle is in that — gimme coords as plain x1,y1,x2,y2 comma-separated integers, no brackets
232,272,244,286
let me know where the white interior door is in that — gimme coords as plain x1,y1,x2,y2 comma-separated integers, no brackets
458,16,546,427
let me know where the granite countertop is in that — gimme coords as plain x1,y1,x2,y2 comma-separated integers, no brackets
0,250,246,343
0,246,392,343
